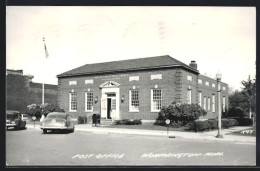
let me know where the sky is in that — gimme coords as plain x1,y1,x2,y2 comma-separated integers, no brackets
6,6,256,91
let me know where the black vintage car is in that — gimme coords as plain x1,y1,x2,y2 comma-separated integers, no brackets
6,110,26,130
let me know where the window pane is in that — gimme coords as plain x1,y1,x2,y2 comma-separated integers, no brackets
130,90,139,111
152,89,162,111
86,92,93,111
70,92,77,111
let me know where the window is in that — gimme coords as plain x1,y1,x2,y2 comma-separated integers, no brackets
69,80,77,85
151,74,162,80
212,83,216,88
69,92,77,111
203,96,207,110
205,81,209,86
187,75,192,81
223,87,226,91
187,89,191,104
212,95,215,112
151,89,162,111
198,92,202,106
85,79,93,84
223,96,226,112
111,99,116,110
208,97,211,111
129,76,139,81
198,79,202,84
129,90,139,112
85,92,93,111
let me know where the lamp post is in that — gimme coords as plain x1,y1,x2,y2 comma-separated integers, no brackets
216,73,223,138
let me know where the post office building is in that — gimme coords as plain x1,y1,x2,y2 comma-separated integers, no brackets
57,55,229,123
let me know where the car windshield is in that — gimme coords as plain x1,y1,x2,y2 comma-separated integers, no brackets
47,113,66,119
6,113,18,120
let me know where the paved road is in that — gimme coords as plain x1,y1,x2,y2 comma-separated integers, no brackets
6,127,256,166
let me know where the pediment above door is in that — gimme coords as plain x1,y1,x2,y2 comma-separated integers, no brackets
100,81,120,88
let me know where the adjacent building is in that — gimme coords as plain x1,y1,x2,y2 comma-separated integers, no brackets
6,69,58,113
57,55,229,123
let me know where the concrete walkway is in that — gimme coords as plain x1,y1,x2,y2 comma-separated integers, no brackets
26,123,256,144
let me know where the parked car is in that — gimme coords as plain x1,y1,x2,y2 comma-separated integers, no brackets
6,110,26,130
40,112,75,134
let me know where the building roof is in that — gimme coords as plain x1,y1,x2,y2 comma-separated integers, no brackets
57,55,199,78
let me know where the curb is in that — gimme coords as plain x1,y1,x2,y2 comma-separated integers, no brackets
25,124,256,144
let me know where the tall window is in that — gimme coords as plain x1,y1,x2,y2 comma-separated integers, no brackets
203,96,207,110
212,95,215,112
187,89,192,104
208,97,211,111
129,90,139,112
69,92,77,112
111,99,116,110
151,89,162,111
85,92,93,112
198,92,202,106
223,96,226,112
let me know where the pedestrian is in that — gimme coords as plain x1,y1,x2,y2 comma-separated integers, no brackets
40,114,45,122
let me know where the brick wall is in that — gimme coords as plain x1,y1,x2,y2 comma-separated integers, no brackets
6,74,58,113
58,68,229,121
198,75,229,119
58,68,180,120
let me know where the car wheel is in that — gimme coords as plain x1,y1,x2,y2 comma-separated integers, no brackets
43,129,47,134
15,125,20,130
71,127,74,133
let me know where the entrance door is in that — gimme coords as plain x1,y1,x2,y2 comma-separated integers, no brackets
107,98,112,119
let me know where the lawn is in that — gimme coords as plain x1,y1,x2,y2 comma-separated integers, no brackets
107,124,195,132
228,126,256,137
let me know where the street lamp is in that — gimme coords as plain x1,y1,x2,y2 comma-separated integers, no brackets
216,73,223,138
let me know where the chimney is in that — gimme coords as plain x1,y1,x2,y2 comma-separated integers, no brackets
189,61,197,70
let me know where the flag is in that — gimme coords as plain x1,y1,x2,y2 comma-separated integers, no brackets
44,43,49,58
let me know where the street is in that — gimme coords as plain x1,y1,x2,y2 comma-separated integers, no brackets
6,127,256,166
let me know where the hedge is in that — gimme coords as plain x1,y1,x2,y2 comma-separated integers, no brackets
187,118,240,132
114,119,142,125
236,118,253,126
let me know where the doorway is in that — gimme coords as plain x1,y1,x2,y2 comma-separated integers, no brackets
107,98,111,119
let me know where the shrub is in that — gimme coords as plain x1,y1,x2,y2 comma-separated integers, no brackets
78,116,87,124
206,119,218,130
159,101,207,126
185,121,196,130
170,121,182,128
114,119,142,125
228,119,239,126
195,121,210,132
227,107,247,118
221,119,230,128
236,118,253,126
132,119,142,125
187,118,238,132
114,120,121,125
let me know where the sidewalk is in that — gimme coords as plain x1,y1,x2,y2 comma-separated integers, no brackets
26,123,256,143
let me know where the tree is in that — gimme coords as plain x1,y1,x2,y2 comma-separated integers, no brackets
241,76,256,117
229,76,256,118
229,90,249,112
26,103,64,118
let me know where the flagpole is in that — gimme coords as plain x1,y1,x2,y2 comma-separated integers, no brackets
42,37,46,105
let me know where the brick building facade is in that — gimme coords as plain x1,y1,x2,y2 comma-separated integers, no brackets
57,55,229,122
6,69,58,113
